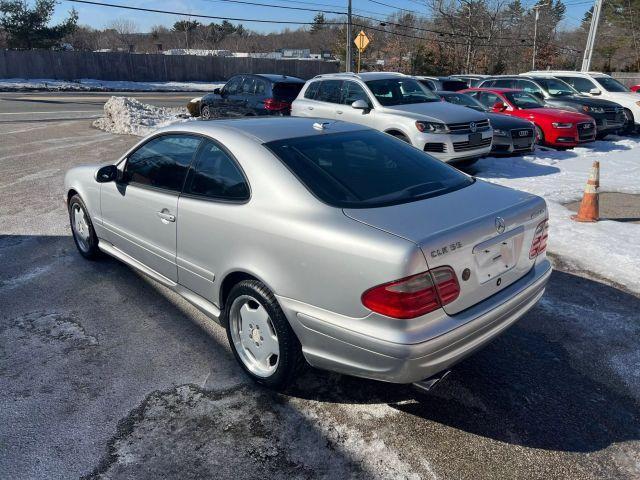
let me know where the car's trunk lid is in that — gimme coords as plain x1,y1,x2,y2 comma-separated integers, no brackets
343,180,547,315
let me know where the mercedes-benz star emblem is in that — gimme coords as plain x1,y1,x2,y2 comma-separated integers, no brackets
469,122,477,133
495,216,505,234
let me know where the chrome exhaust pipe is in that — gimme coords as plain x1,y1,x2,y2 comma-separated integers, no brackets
412,370,451,393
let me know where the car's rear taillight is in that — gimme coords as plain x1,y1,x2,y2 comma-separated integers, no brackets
264,98,290,111
361,266,460,319
529,219,549,259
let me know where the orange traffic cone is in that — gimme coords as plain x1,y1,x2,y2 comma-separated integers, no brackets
571,161,600,222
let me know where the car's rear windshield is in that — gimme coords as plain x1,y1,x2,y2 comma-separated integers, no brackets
273,82,304,100
442,80,469,91
365,78,440,106
504,91,544,109
534,77,576,96
442,92,486,112
264,130,473,208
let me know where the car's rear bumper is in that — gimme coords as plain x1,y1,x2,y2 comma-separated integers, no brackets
279,259,552,384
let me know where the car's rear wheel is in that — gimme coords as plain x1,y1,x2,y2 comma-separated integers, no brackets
224,280,303,390
201,104,212,120
68,194,101,260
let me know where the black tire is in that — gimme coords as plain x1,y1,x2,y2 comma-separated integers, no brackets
453,158,478,169
596,132,608,140
224,280,304,390
621,109,636,135
389,132,411,143
534,125,545,145
200,104,212,120
68,194,101,260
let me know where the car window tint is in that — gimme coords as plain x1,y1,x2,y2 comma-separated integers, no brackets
341,81,371,105
419,80,437,90
443,93,486,111
316,80,343,103
492,79,514,88
304,81,320,99
124,135,201,191
559,76,595,93
185,140,249,200
273,82,304,101
241,77,256,95
225,76,243,95
265,130,473,208
442,80,468,91
477,92,501,108
255,79,268,95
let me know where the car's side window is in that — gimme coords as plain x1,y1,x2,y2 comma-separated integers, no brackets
559,76,595,93
517,80,543,95
478,92,502,108
224,76,243,95
304,81,320,99
316,80,343,103
341,81,371,106
492,79,514,88
123,135,202,192
241,77,256,95
183,140,250,201
255,78,268,95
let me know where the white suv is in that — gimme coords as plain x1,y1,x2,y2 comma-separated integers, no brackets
525,71,640,132
291,72,493,164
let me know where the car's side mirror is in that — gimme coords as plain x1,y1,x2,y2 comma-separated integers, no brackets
492,101,507,112
213,88,221,95
351,99,370,110
95,165,118,183
589,88,601,95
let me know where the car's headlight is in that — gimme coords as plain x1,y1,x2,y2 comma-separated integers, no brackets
416,121,449,133
636,101,640,107
582,105,604,113
493,128,509,137
552,122,574,128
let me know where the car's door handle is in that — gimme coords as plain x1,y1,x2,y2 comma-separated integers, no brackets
307,106,314,110
157,211,175,222
336,110,343,114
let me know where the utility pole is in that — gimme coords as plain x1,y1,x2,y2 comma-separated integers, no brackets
346,0,353,72
581,0,604,71
532,4,543,70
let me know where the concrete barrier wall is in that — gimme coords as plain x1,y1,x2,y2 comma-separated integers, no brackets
0,50,339,81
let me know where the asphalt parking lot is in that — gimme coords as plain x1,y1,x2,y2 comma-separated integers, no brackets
1,93,639,479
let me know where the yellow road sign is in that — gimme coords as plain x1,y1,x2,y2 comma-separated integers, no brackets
354,30,370,52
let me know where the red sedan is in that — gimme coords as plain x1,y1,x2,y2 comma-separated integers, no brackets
631,85,640,93
461,88,596,148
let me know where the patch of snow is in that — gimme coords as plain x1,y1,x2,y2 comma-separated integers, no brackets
474,138,640,294
93,96,191,136
0,78,224,92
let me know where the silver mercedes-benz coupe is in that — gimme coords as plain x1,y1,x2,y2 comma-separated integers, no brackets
64,117,551,390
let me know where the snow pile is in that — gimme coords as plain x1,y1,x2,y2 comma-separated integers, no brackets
163,49,231,57
474,137,640,293
93,96,189,136
0,78,224,92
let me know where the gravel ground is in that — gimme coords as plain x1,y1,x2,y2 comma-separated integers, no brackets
1,115,639,480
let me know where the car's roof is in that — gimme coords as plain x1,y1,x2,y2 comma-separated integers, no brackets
237,73,305,83
155,117,367,143
466,87,520,94
313,71,407,82
524,70,609,78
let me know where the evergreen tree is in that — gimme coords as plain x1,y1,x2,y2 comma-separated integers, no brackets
310,13,326,34
0,0,77,49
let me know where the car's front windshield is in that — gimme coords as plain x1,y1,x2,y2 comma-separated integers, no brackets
265,130,473,208
365,78,440,106
505,91,544,109
536,78,577,97
442,93,487,112
594,76,629,92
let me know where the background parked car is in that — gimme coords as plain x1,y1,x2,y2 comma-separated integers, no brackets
478,75,625,139
199,74,305,119
415,76,469,92
463,87,596,148
292,72,493,165
438,91,536,155
631,85,640,93
525,71,640,133
449,74,491,87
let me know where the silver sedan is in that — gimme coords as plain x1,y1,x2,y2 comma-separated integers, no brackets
64,117,551,390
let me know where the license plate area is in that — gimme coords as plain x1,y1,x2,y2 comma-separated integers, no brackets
472,226,524,284
468,132,482,145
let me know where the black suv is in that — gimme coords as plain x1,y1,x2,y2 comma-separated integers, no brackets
478,76,626,138
200,74,305,119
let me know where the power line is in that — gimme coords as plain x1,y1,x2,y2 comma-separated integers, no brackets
362,0,422,15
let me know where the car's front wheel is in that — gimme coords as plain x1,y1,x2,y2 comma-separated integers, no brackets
68,194,101,260
201,104,212,120
224,280,303,390
534,125,545,145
